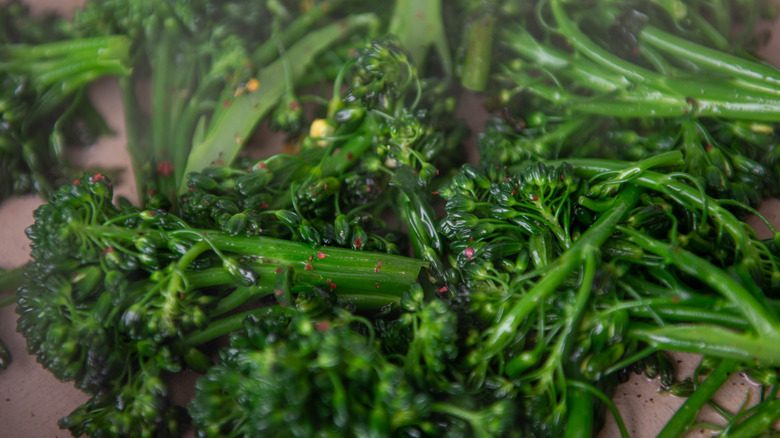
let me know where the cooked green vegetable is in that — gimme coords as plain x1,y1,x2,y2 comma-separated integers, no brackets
6,0,780,437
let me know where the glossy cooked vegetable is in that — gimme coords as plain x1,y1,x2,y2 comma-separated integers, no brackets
6,0,780,437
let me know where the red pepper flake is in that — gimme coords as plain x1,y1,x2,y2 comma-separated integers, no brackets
92,173,106,182
275,267,282,274
511,190,516,196
73,180,80,185
304,260,313,270
414,170,419,175
672,296,680,303
222,100,232,108
73,272,78,277
157,161,174,177
257,162,267,169
147,211,156,217
326,278,332,284
273,289,283,296
375,282,380,288
436,169,440,176
189,187,195,192
138,233,144,236
103,247,114,253
317,252,326,259
469,237,473,242
323,184,328,191
347,152,354,160
365,185,371,192
330,283,337,289
436,286,448,294
464,247,474,260
315,320,331,332
107,182,112,188
308,256,313,261
202,232,208,236
261,202,269,208
531,195,539,201
431,191,439,195
505,176,511,182
375,261,384,273
705,143,713,152
354,238,362,248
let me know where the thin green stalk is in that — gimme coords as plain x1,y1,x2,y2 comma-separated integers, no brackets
389,0,452,75
567,380,630,438
547,0,661,87
118,73,151,204
563,386,594,438
182,306,283,347
630,324,780,366
250,0,344,66
657,358,738,438
461,13,495,92
639,25,780,90
618,226,777,335
542,0,780,120
722,398,780,438
149,21,176,201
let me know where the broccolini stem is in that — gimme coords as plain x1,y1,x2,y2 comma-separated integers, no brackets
149,17,179,203
562,386,594,438
250,0,344,67
182,307,283,347
720,398,780,438
460,12,495,92
639,25,780,91
656,358,738,438
629,322,780,365
618,225,778,335
514,0,780,120
567,381,630,438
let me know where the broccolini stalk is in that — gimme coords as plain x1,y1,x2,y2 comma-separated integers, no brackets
657,358,739,438
498,0,780,120
459,6,495,92
388,0,452,76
